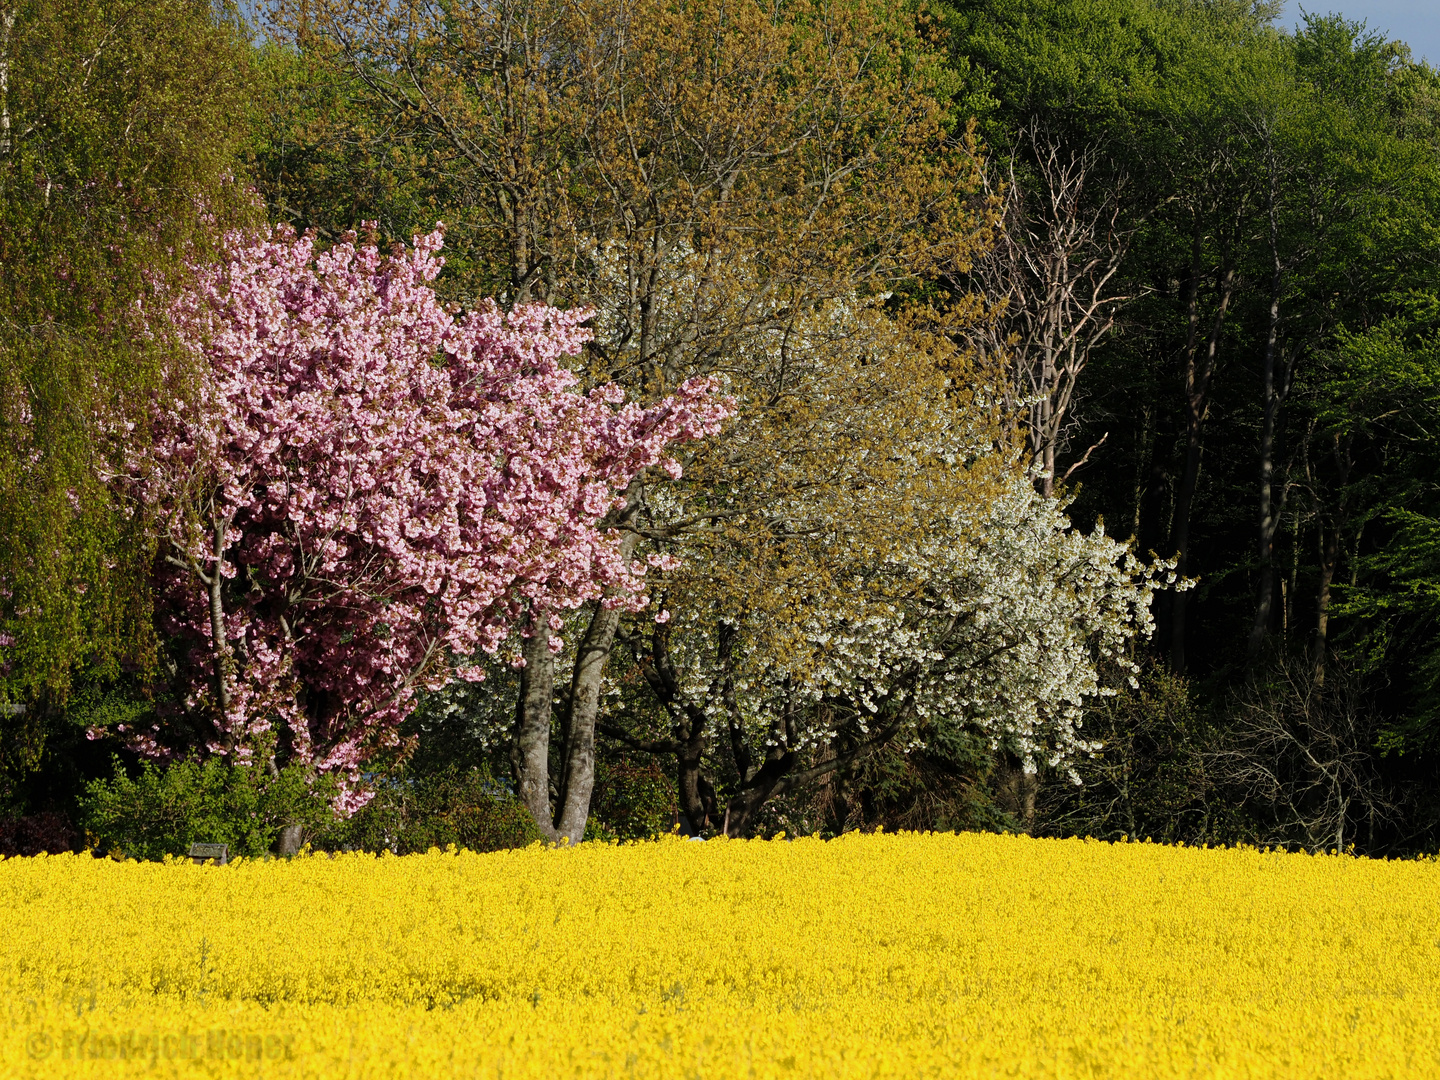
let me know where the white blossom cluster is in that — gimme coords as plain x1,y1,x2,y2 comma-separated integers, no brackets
651,476,1177,780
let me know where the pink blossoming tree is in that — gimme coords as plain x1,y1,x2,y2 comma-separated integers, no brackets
111,224,727,811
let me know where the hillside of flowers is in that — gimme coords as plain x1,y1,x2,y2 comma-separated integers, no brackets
4,831,1439,1079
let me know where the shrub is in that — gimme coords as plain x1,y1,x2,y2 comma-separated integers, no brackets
78,758,336,861
0,810,78,856
318,766,541,854
590,757,676,840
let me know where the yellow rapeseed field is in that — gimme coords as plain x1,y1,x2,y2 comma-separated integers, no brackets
1,831,1437,1078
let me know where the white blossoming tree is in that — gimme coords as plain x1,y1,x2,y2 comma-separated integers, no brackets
595,294,1178,836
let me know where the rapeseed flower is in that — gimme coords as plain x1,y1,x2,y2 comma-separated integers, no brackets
1,832,1435,1078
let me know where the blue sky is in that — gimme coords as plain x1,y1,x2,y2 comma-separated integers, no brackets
1278,2,1440,65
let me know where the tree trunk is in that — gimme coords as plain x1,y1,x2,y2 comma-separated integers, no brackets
676,704,717,833
0,7,14,157
550,532,641,843
1314,524,1340,684
615,626,909,837
207,517,233,727
1131,403,1154,542
190,511,238,752
1248,169,1285,660
276,824,304,857
512,613,558,842
719,689,799,836
1313,438,1353,684
553,604,622,840
1020,771,1038,834
1170,238,1235,673
1037,331,1057,499
1169,424,1203,672
510,470,646,843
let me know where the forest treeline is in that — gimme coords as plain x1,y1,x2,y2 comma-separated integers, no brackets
3,0,1439,857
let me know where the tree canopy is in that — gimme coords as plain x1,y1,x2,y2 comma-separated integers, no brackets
9,0,1440,855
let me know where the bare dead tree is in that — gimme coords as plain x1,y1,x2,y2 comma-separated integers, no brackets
1208,656,1396,853
968,126,1143,499
962,126,1143,823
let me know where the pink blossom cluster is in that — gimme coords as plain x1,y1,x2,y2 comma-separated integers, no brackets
114,224,728,804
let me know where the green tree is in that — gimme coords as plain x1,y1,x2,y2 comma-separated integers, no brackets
938,2,1440,852
0,0,259,811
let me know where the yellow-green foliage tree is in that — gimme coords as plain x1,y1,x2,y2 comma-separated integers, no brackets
599,293,1176,835
0,0,258,803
